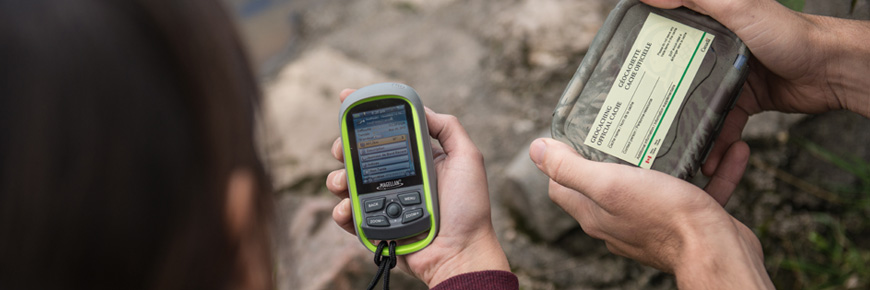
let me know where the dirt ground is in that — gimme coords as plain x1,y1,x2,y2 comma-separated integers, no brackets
226,0,870,289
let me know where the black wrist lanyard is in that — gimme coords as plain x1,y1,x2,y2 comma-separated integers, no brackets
366,240,398,290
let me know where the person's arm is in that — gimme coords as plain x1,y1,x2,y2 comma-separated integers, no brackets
530,138,774,289
639,0,870,178
640,0,870,115
822,17,870,117
429,270,518,290
672,216,772,289
327,89,514,288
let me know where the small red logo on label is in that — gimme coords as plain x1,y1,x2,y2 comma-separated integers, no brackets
645,156,652,164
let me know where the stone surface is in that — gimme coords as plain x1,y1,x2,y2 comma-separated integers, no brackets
489,0,607,68
502,130,578,242
260,47,393,191
239,0,870,289
274,195,424,290
742,112,807,142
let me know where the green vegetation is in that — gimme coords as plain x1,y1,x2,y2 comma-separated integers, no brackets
777,0,806,11
764,136,870,289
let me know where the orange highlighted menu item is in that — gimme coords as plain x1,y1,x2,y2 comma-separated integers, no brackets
359,134,407,149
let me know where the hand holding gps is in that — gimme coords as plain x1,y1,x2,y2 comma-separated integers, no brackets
338,83,439,257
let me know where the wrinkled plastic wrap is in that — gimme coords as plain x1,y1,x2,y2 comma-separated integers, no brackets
552,0,751,179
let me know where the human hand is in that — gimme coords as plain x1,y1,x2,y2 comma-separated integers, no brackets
530,138,774,289
640,0,870,177
327,89,510,287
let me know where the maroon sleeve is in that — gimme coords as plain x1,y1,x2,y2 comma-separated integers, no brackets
429,270,518,290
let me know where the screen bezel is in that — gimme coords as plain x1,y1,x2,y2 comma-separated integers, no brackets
345,98,424,194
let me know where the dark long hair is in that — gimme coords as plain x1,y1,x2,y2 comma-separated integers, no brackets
0,0,271,289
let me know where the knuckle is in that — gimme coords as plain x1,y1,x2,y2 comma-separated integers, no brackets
590,169,633,209
469,147,484,164
547,183,562,202
443,114,461,125
579,222,604,240
548,190,571,213
604,242,625,257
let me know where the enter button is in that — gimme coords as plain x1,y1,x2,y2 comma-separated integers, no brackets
402,209,423,223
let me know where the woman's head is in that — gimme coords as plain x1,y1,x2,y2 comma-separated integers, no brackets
0,0,271,289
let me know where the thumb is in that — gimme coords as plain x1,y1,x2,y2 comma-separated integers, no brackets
528,138,584,187
641,0,800,49
529,138,636,205
640,0,783,20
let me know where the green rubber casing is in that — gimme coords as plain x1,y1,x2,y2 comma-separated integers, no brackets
338,83,439,255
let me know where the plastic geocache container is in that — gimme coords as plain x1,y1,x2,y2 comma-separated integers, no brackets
551,0,751,179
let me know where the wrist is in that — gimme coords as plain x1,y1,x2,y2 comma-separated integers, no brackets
423,231,510,288
817,16,870,118
674,217,773,289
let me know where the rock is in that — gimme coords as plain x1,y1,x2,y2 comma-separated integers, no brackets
247,0,870,289
382,0,456,11
502,225,674,289
274,196,425,290
501,130,578,242
742,111,807,143
489,0,607,68
322,11,487,115
260,46,393,191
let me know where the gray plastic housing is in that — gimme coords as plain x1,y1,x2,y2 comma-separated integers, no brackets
551,0,751,179
338,83,440,244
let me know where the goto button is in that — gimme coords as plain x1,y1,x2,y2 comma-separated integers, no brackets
402,209,423,223
398,192,421,205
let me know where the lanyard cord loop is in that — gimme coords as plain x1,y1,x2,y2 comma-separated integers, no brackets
366,240,398,290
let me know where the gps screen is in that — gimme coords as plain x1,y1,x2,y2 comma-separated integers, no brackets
352,104,417,184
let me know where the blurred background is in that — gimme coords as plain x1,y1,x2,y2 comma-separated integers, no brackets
222,0,870,289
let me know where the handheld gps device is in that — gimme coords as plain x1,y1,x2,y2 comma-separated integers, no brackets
339,83,439,255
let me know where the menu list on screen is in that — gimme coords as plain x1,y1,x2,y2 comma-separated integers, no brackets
352,104,416,185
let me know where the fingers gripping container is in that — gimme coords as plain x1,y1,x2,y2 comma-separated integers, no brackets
551,0,751,179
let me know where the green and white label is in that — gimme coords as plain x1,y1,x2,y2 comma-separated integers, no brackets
584,13,714,169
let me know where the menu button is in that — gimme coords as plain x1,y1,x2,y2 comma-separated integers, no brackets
398,192,421,205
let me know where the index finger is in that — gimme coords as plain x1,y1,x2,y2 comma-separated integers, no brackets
701,91,754,176
424,107,481,161
332,89,357,162
340,89,355,102
331,137,343,162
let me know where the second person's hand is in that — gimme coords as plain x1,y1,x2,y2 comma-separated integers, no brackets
640,0,870,178
530,137,774,289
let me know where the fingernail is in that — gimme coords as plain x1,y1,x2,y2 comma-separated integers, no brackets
529,139,547,165
338,199,349,215
332,171,344,187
